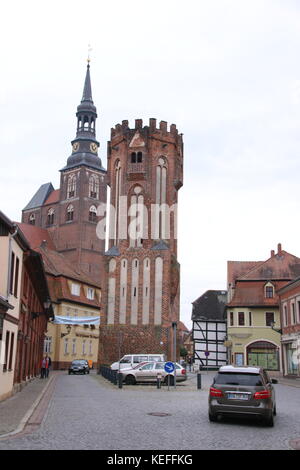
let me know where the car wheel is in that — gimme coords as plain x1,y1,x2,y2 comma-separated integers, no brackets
125,375,136,385
273,404,277,416
68,371,71,375
208,412,218,423
264,412,274,427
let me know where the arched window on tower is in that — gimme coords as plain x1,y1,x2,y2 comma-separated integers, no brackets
89,174,99,199
67,174,76,199
84,115,89,131
66,204,74,222
137,152,143,163
47,208,55,226
89,205,97,222
131,152,137,163
29,213,35,225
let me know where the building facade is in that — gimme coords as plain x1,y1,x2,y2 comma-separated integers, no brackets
0,212,51,401
227,244,300,372
14,249,52,389
278,278,300,377
99,119,183,364
192,290,227,369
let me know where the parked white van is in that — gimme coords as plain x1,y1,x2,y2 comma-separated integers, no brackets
110,354,165,370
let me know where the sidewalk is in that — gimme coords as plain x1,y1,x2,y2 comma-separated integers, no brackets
0,372,59,438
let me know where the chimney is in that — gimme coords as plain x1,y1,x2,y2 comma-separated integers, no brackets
271,250,275,257
277,243,282,256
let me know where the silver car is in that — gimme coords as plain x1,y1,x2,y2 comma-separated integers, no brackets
121,361,187,385
208,365,277,426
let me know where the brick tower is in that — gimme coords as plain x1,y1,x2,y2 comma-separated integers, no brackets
98,118,184,363
22,63,107,283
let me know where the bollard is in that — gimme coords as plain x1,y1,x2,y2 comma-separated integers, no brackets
197,373,202,390
157,374,162,389
118,372,123,389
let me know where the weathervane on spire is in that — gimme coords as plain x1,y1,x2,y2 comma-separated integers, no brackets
87,44,92,64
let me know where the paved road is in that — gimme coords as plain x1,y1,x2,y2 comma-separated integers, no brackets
0,371,299,450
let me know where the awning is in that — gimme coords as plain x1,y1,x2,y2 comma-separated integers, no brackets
52,315,100,325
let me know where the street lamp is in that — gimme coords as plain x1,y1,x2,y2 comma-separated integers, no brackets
61,324,72,338
31,298,53,319
270,321,282,334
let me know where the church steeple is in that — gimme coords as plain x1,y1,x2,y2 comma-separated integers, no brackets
62,62,104,171
75,63,97,140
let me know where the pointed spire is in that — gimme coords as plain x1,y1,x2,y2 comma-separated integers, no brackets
81,63,93,103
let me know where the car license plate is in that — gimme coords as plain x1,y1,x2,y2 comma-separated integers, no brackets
227,393,249,400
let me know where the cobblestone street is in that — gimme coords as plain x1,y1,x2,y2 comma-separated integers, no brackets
0,371,300,450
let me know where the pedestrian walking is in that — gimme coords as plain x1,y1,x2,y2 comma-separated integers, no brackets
45,355,52,378
40,356,47,378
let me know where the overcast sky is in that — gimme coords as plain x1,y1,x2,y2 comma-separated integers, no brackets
1,0,300,329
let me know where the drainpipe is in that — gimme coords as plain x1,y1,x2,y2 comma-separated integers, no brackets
6,224,18,299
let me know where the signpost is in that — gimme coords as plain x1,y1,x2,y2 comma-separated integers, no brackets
164,362,175,391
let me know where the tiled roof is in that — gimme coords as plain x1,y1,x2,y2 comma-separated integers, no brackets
44,189,60,206
37,245,100,288
17,223,56,250
227,261,263,286
23,183,54,211
239,251,300,281
46,275,100,308
227,280,289,307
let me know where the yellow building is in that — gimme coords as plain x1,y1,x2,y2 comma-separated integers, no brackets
227,244,300,373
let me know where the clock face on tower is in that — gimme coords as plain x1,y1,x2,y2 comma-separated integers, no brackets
72,142,79,152
90,143,98,153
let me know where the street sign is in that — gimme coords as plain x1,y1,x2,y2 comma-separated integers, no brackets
164,361,175,373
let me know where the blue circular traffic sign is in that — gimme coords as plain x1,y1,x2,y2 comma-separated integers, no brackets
164,362,175,373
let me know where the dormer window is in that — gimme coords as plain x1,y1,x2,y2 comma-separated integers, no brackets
29,213,35,225
87,288,94,300
265,283,274,298
71,283,80,296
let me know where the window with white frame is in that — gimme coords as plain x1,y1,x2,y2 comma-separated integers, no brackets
64,338,69,355
87,288,94,300
82,339,86,355
89,340,92,355
72,338,76,355
44,336,52,354
71,283,80,296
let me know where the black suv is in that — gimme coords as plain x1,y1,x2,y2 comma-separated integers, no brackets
68,360,90,375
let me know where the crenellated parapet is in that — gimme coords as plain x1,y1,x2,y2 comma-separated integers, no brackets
110,118,183,145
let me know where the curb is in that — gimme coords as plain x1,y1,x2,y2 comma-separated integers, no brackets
0,374,56,440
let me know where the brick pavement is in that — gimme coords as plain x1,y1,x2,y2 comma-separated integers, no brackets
0,371,61,438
